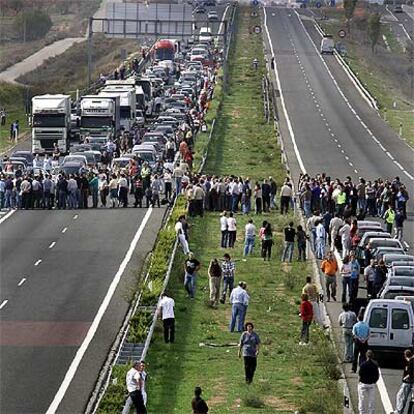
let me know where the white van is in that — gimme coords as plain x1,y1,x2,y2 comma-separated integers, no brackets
364,299,414,354
320,35,334,55
199,27,213,44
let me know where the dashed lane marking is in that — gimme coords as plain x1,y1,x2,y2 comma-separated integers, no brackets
49,242,56,249
18,278,26,287
0,300,8,310
34,259,42,266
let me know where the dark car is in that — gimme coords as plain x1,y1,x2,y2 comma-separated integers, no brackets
11,150,34,166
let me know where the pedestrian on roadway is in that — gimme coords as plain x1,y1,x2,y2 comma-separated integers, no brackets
321,251,338,302
394,349,414,414
158,292,175,343
243,219,256,256
350,252,361,304
281,221,296,263
394,208,405,242
358,350,379,414
238,322,260,384
338,303,357,363
229,281,250,332
364,259,377,299
220,253,235,304
315,219,326,259
184,252,201,299
302,276,325,327
341,255,352,303
296,225,308,261
208,258,222,307
191,386,209,414
383,204,395,235
352,314,370,373
299,293,313,345
126,361,147,414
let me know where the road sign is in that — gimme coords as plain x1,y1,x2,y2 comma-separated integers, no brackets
316,2,322,8
338,29,346,38
254,25,262,34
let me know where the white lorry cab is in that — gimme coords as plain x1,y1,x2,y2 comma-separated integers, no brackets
320,35,335,55
364,299,414,354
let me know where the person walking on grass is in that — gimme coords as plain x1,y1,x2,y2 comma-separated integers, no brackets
176,215,190,255
321,251,338,302
243,219,256,256
358,350,379,414
281,221,296,263
299,293,313,345
229,281,250,332
296,224,308,261
338,303,357,363
208,258,222,307
192,386,209,414
394,349,414,414
158,292,175,343
238,322,261,384
227,212,237,248
220,211,228,248
184,252,201,299
261,222,274,261
220,253,235,304
126,361,147,414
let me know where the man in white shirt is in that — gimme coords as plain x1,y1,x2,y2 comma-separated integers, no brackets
175,215,190,254
329,213,344,250
158,292,175,343
315,220,326,260
220,211,228,248
243,219,256,257
229,281,250,332
280,179,293,214
126,361,146,413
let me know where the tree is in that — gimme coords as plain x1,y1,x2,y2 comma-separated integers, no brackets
13,9,53,41
367,12,381,54
343,0,358,33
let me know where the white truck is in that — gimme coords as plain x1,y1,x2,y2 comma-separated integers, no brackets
105,79,146,112
31,94,71,154
99,87,136,131
80,95,120,140
364,299,414,355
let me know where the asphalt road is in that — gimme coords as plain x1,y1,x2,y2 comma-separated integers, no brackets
0,207,166,413
264,7,414,414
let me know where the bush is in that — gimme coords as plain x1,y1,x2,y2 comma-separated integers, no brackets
14,9,52,41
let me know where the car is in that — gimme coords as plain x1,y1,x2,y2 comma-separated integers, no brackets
61,161,87,177
153,125,175,139
142,132,167,149
391,261,414,268
372,246,405,260
198,27,213,44
379,286,414,300
393,4,403,12
84,150,102,165
203,0,216,5
208,10,218,20
358,231,392,248
62,154,88,167
193,6,206,14
383,254,414,267
367,238,404,252
135,110,146,127
111,157,132,171
388,266,414,278
11,151,34,166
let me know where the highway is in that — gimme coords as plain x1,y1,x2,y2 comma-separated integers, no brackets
263,7,413,414
0,4,229,413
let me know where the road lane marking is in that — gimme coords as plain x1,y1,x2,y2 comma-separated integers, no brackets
264,7,306,174
73,215,78,220
354,169,358,174
49,241,56,249
34,259,42,266
18,278,26,287
296,11,414,181
377,368,394,414
0,300,8,310
62,227,68,233
45,207,154,414
0,209,16,225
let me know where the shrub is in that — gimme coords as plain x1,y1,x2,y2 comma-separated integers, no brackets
14,9,52,41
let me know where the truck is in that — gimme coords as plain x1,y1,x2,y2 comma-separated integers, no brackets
31,94,71,154
99,88,136,131
80,95,120,140
320,35,334,54
105,79,146,112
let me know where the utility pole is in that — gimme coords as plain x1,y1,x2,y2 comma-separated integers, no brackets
87,16,93,88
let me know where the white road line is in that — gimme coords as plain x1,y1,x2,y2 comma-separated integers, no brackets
264,7,306,174
296,11,414,181
45,207,153,414
354,169,358,174
18,278,26,287
49,241,56,249
0,209,16,225
73,215,78,220
377,369,394,414
34,259,42,266
62,227,68,233
0,300,8,310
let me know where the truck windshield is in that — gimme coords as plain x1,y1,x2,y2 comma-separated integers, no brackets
136,95,145,109
155,48,174,61
33,114,65,127
80,117,112,128
136,81,151,100
120,107,131,118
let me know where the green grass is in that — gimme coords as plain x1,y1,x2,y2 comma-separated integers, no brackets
141,7,342,414
0,82,30,152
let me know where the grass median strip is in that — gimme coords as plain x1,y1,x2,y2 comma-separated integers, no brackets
144,7,342,414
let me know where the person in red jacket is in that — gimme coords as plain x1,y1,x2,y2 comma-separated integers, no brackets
299,293,313,345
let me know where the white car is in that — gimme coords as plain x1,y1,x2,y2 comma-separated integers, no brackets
208,10,218,21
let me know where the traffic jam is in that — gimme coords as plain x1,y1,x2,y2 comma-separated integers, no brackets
0,14,221,210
